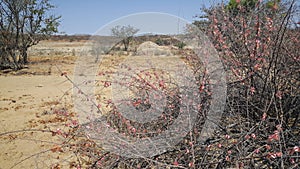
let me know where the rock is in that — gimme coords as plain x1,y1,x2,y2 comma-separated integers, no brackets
136,41,172,56
1,69,13,74
36,84,43,87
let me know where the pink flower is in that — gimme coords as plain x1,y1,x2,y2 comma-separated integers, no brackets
274,130,280,134
276,91,282,99
290,158,295,164
104,81,111,87
97,160,102,166
276,152,282,157
173,161,179,166
250,87,256,95
72,120,78,126
159,80,166,89
189,141,194,146
254,64,261,71
268,152,277,159
267,152,282,159
268,132,280,142
290,146,300,155
132,99,141,107
206,145,212,151
98,71,105,76
56,128,62,135
188,162,194,167
199,84,205,92
238,162,244,168
268,130,281,142
225,134,231,139
245,135,251,140
262,113,267,121
293,146,299,152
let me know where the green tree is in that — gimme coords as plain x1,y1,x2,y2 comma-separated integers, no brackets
111,25,139,51
0,0,60,69
226,0,283,14
226,0,259,15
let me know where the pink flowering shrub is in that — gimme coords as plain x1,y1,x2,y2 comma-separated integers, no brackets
2,1,298,169
50,1,299,168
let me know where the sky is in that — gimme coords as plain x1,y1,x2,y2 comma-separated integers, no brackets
50,0,220,35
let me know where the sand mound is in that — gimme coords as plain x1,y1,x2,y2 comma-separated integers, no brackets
136,41,171,56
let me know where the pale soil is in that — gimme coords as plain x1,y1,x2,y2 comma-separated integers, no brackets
0,38,89,168
0,54,76,168
0,40,188,168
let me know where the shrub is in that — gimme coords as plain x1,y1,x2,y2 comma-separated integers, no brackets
175,42,186,49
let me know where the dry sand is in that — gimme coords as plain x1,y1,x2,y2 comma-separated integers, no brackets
0,37,83,169
0,55,76,168
0,40,187,168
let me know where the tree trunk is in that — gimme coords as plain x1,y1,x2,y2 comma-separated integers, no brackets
10,50,21,70
18,48,28,64
22,49,28,64
123,39,129,51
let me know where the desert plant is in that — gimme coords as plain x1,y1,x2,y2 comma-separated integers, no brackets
199,0,299,120
175,41,186,49
111,25,139,51
0,0,60,70
1,1,299,168
35,3,300,166
192,0,300,168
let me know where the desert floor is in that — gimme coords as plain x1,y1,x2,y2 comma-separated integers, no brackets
0,40,89,168
0,39,187,168
0,56,76,168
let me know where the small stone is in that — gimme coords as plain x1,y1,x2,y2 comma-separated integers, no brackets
36,84,43,87
2,69,13,73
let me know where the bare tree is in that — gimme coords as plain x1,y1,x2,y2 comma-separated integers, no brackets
0,0,60,70
111,25,139,51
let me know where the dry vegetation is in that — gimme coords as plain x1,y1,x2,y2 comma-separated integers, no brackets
0,35,197,168
0,11,299,168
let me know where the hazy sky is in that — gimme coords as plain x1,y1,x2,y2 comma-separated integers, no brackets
51,0,219,35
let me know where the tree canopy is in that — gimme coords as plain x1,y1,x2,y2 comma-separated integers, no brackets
0,0,60,70
111,25,139,51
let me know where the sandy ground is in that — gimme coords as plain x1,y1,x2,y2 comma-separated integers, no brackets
0,55,76,168
0,36,84,169
0,76,70,168
0,40,189,168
